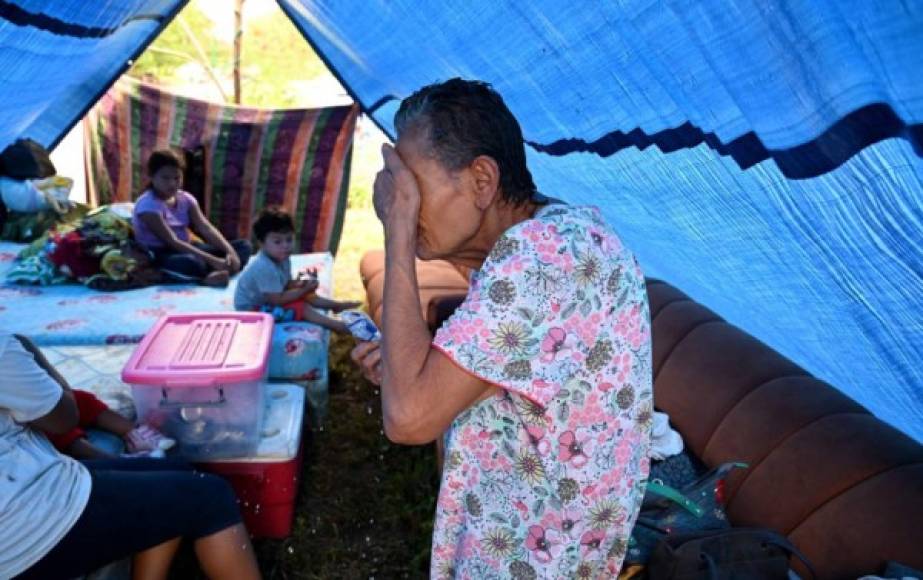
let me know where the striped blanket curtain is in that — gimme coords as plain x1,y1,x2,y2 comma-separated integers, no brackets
84,78,358,254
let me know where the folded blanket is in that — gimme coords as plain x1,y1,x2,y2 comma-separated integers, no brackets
5,253,66,285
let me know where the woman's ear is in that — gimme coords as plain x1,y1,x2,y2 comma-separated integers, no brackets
470,155,501,210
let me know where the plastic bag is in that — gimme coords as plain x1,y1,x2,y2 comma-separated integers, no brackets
0,175,73,213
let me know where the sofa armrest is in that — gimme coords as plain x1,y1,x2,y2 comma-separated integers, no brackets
359,249,470,330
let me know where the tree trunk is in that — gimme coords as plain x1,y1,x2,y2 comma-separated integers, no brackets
233,0,245,104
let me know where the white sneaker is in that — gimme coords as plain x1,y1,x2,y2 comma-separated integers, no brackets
125,425,176,453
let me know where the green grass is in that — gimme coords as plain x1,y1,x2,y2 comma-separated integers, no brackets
253,208,439,579
331,208,383,302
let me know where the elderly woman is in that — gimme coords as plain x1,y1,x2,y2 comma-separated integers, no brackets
352,79,653,578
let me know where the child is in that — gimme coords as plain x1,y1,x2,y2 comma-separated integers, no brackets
45,389,176,459
131,149,252,287
11,335,175,459
234,206,360,333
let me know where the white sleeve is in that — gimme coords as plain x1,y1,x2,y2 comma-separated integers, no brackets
0,336,63,423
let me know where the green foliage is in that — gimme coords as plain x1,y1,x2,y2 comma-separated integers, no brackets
129,2,221,84
128,0,327,108
239,6,328,108
331,209,383,302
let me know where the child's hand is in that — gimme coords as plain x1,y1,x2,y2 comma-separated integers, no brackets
225,253,241,274
303,278,320,293
207,256,228,271
332,300,362,313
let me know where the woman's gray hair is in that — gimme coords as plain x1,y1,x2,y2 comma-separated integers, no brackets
394,78,537,205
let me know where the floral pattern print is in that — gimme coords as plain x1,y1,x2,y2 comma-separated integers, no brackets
431,204,653,579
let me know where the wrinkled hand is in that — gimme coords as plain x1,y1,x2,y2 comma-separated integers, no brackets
350,340,383,386
373,144,421,235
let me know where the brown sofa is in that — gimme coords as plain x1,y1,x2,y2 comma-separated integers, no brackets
359,249,923,579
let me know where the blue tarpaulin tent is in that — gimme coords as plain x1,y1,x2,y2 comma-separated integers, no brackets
0,0,920,440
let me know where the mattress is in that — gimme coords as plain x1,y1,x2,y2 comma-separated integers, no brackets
0,241,334,346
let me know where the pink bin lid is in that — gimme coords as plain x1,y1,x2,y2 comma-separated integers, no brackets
122,312,273,387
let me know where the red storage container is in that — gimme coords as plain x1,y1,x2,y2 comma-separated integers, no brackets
197,383,305,538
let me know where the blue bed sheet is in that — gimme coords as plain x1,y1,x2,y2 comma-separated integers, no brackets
0,242,335,346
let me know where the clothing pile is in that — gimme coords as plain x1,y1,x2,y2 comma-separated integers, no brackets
7,204,164,290
0,197,83,243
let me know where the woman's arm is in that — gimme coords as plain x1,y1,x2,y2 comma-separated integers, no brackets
14,334,70,391
27,391,79,435
8,335,79,434
137,212,227,271
360,145,495,445
188,202,239,273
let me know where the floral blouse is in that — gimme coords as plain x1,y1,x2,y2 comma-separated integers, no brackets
431,204,653,579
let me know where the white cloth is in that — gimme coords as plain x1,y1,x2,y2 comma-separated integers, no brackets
0,175,74,213
650,411,684,460
0,176,44,212
0,331,92,578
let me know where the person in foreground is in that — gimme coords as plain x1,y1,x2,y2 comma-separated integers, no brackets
132,149,251,287
351,78,653,578
0,331,261,580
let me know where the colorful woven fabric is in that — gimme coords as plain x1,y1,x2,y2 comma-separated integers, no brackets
84,78,358,254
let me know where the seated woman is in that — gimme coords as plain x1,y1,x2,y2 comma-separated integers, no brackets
132,149,251,287
1,331,261,580
351,79,653,578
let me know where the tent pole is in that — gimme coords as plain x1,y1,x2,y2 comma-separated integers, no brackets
233,0,245,104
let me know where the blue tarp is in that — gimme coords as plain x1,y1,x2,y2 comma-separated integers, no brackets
0,0,185,150
0,1,920,440
280,0,923,440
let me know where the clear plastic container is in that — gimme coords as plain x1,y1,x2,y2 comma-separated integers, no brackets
122,312,273,460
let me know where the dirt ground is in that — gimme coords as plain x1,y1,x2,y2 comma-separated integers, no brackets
253,333,439,579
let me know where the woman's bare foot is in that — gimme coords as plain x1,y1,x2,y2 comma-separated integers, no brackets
203,270,230,287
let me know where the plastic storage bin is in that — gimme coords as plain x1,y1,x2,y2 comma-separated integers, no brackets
122,312,273,460
197,383,306,538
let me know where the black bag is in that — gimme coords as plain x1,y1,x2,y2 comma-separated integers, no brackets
647,527,816,580
0,138,56,179
627,462,747,565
